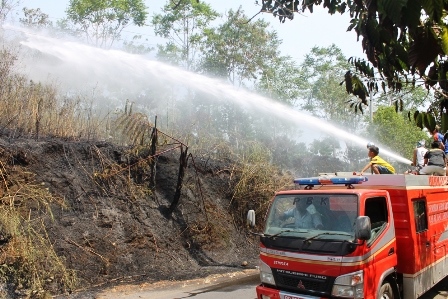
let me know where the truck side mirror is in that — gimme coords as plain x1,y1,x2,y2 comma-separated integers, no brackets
355,216,371,240
247,210,256,227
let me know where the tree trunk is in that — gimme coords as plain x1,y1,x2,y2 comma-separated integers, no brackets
168,145,188,214
149,117,158,191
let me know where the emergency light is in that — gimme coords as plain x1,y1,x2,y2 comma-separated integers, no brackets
294,175,368,189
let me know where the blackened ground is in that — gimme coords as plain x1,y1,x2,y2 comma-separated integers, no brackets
0,137,259,298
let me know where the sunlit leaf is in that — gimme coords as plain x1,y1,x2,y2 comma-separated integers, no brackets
441,25,448,55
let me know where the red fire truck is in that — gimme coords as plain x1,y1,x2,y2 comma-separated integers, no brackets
248,173,448,299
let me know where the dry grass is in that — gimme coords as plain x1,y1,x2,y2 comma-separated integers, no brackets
180,141,294,245
0,48,109,141
0,44,294,297
91,144,155,200
229,142,294,228
0,47,165,297
0,116,145,297
0,160,77,298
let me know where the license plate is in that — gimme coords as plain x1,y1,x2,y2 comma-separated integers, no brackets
281,292,320,299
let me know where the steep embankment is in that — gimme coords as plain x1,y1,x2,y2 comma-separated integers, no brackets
0,136,259,298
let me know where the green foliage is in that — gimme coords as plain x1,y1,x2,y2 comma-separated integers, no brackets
66,0,147,48
259,0,448,128
200,9,280,87
343,142,370,171
20,7,53,28
292,155,350,177
152,0,219,70
122,36,154,54
309,136,340,157
381,84,431,111
269,137,308,167
368,106,429,161
413,111,436,132
256,55,303,105
297,45,365,129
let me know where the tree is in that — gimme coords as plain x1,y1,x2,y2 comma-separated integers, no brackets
199,9,298,151
259,0,448,132
309,136,341,157
152,0,219,70
20,7,53,29
256,54,304,105
294,45,368,163
298,45,363,126
368,83,432,111
200,8,280,87
65,0,147,48
367,106,428,169
0,0,19,24
122,36,154,54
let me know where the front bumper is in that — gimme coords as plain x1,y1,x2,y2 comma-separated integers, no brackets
256,284,325,299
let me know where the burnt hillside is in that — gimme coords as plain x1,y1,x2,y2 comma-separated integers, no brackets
0,136,260,298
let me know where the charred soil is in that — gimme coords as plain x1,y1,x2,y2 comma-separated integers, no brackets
0,136,260,298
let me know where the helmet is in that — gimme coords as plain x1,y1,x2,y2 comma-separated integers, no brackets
417,140,425,147
366,142,375,148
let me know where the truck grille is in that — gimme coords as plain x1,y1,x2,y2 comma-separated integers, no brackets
272,268,334,296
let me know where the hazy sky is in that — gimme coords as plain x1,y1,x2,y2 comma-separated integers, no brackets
17,0,365,63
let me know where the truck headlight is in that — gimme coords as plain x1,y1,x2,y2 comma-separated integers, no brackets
331,270,364,298
259,260,276,286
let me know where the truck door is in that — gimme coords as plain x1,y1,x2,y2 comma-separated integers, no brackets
413,199,431,273
422,196,447,287
364,196,396,295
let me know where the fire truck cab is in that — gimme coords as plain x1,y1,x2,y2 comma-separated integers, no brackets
249,173,448,299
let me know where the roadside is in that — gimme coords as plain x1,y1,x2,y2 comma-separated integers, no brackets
84,269,259,299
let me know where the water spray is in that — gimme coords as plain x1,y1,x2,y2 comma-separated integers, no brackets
7,25,412,165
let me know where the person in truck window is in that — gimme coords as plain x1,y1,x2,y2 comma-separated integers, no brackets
280,197,323,229
360,146,395,175
419,141,446,176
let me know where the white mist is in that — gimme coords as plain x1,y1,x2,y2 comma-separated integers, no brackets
10,26,411,165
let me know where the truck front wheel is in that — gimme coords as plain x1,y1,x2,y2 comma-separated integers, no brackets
378,282,394,299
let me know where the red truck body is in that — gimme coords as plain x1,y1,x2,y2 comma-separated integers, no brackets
254,174,448,299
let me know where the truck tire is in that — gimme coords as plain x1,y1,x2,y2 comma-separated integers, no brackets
378,282,394,299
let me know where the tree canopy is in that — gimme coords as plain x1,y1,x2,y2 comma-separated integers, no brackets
20,7,52,29
201,9,281,87
152,0,219,70
367,106,428,170
66,0,147,48
259,0,448,132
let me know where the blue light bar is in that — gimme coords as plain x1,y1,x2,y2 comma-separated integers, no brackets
294,176,368,186
293,177,321,185
331,176,368,184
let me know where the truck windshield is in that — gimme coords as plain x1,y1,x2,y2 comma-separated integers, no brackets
264,194,358,241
